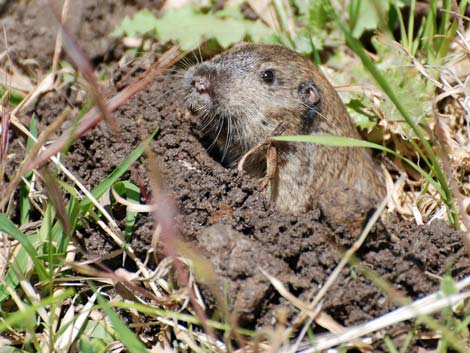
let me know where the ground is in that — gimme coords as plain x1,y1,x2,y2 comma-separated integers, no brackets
1,1,469,352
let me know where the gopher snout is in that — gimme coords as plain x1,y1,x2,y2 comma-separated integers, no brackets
191,75,211,94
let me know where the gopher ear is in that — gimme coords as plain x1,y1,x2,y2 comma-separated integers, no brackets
299,81,320,105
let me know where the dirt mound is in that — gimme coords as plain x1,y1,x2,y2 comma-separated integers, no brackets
30,64,470,332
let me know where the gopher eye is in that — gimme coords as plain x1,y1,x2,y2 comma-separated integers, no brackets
260,69,275,84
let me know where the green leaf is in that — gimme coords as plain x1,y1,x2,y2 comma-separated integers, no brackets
80,128,158,214
348,0,390,38
112,8,158,37
113,6,280,51
158,6,280,50
371,36,434,135
293,0,333,51
60,61,78,83
345,98,377,130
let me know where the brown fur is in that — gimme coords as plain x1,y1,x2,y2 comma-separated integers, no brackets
183,43,385,213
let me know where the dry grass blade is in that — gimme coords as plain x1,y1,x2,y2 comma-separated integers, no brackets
433,87,470,231
174,327,209,353
2,104,68,209
54,292,96,352
293,276,470,352
111,186,156,213
261,268,374,351
245,0,280,30
260,268,322,319
11,72,56,115
47,0,116,132
0,101,10,184
0,61,35,93
51,0,70,73
40,167,71,235
68,262,170,306
451,0,464,34
156,316,227,352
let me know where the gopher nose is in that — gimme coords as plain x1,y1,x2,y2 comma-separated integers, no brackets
192,75,210,94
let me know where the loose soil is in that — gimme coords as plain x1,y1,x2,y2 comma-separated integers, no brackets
3,1,470,352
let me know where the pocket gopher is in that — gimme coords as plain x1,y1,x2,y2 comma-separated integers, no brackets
183,43,385,213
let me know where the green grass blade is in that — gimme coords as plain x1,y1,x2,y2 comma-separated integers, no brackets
348,0,361,33
19,116,38,225
57,196,80,254
412,12,426,55
113,180,140,240
407,0,416,54
26,115,38,150
95,290,148,353
384,336,399,353
423,1,437,63
272,135,445,196
80,128,158,213
272,0,294,48
0,246,29,302
394,3,408,51
274,134,378,147
0,85,25,106
19,180,31,226
436,0,451,53
0,214,48,281
437,0,467,60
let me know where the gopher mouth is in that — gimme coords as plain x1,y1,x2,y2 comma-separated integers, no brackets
184,84,208,114
184,92,240,166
